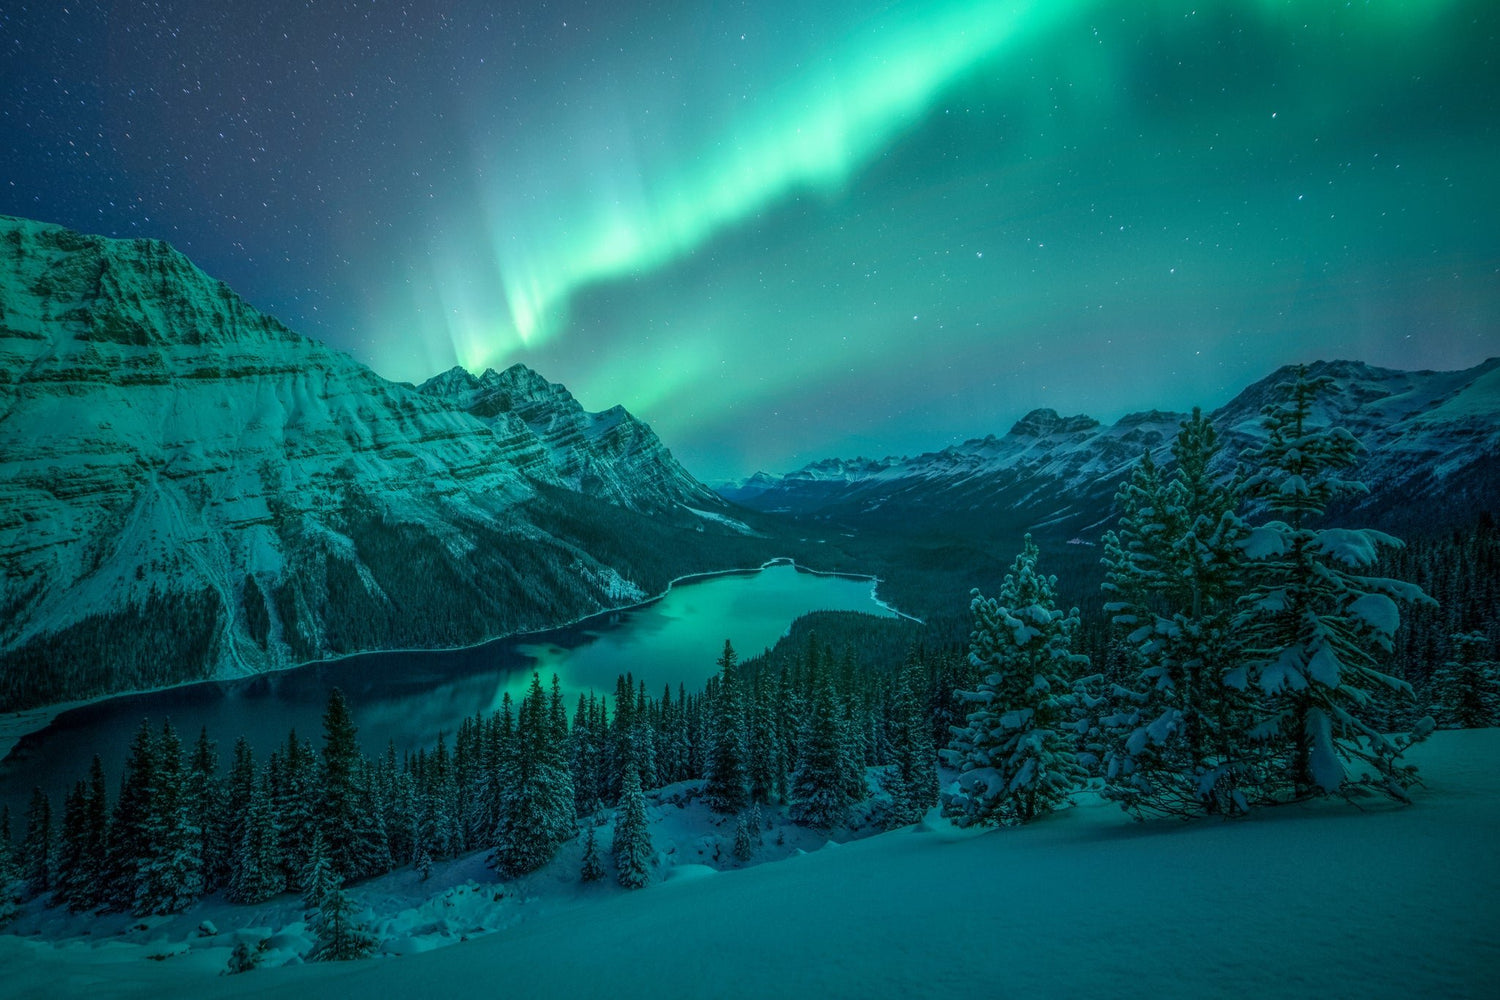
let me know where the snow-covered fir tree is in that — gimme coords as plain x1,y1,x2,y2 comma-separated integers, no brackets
318,689,367,881
883,651,938,828
1236,366,1433,801
790,653,852,829
307,878,377,962
228,768,282,905
301,830,336,912
732,813,754,862
188,728,227,893
273,730,316,891
103,719,156,910
612,764,652,889
1101,410,1256,817
704,640,750,815
942,536,1089,826
1429,631,1500,728
747,677,783,805
22,786,52,898
54,755,109,912
0,806,20,926
491,673,574,877
579,822,604,883
134,721,203,915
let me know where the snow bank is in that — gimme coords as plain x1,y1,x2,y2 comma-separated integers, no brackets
3,730,1496,999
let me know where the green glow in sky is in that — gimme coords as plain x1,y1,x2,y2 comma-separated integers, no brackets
481,0,1052,354
364,0,1492,478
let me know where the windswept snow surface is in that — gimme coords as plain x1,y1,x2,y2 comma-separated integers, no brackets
3,730,1497,999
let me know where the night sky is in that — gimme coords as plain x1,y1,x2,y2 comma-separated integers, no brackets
2,1,1497,480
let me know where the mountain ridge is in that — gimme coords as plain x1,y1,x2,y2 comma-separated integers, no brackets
722,356,1500,538
0,215,755,711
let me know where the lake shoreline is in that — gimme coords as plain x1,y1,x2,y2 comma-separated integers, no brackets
0,558,912,762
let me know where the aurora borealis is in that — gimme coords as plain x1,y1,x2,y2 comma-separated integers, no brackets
3,1,1496,479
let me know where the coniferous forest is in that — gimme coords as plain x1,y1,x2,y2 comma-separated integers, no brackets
4,368,1495,973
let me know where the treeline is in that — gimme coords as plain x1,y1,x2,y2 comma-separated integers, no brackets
940,367,1500,828
0,632,948,941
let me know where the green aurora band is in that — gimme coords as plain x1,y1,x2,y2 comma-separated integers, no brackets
364,0,1489,476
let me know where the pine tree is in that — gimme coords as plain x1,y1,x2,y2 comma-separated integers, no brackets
491,674,574,877
318,689,366,881
1101,411,1254,817
104,719,157,909
1237,367,1433,801
22,786,53,898
308,879,377,962
135,721,204,915
732,813,753,862
301,830,336,912
187,730,226,893
579,823,604,883
790,656,851,829
274,731,316,891
883,651,938,828
228,769,282,905
746,678,782,805
612,765,652,889
1429,632,1500,728
704,641,749,815
55,776,106,913
0,805,20,926
942,536,1089,825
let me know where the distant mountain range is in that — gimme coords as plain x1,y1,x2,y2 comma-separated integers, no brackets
722,357,1500,542
0,216,751,711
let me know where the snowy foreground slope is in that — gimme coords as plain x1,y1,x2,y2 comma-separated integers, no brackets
4,729,1496,1000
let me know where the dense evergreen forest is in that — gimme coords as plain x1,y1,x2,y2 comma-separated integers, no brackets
2,367,1496,964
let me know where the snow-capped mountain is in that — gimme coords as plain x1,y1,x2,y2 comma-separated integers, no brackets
417,363,719,513
723,358,1500,538
0,216,732,711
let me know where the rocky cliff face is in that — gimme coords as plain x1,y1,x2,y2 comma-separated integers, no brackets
0,216,738,711
723,358,1500,538
417,363,720,513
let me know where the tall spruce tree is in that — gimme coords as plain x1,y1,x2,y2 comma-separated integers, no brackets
318,689,366,880
21,787,52,898
942,536,1089,825
790,654,851,829
612,765,652,889
301,830,336,913
187,729,226,893
104,719,157,909
275,731,316,891
0,806,19,926
491,674,574,877
579,822,604,883
56,782,91,911
1429,631,1499,729
883,651,938,828
704,641,749,815
1236,366,1433,801
228,769,282,905
1101,410,1254,817
135,721,203,915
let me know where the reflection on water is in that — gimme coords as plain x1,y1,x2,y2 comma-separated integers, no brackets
0,563,894,815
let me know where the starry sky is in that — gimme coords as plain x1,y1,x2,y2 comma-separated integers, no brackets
2,1,1497,480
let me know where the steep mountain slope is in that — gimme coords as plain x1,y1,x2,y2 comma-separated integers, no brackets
725,358,1500,539
417,364,719,513
0,216,748,711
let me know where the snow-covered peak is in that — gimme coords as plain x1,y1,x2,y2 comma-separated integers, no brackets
0,216,729,712
725,357,1500,535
